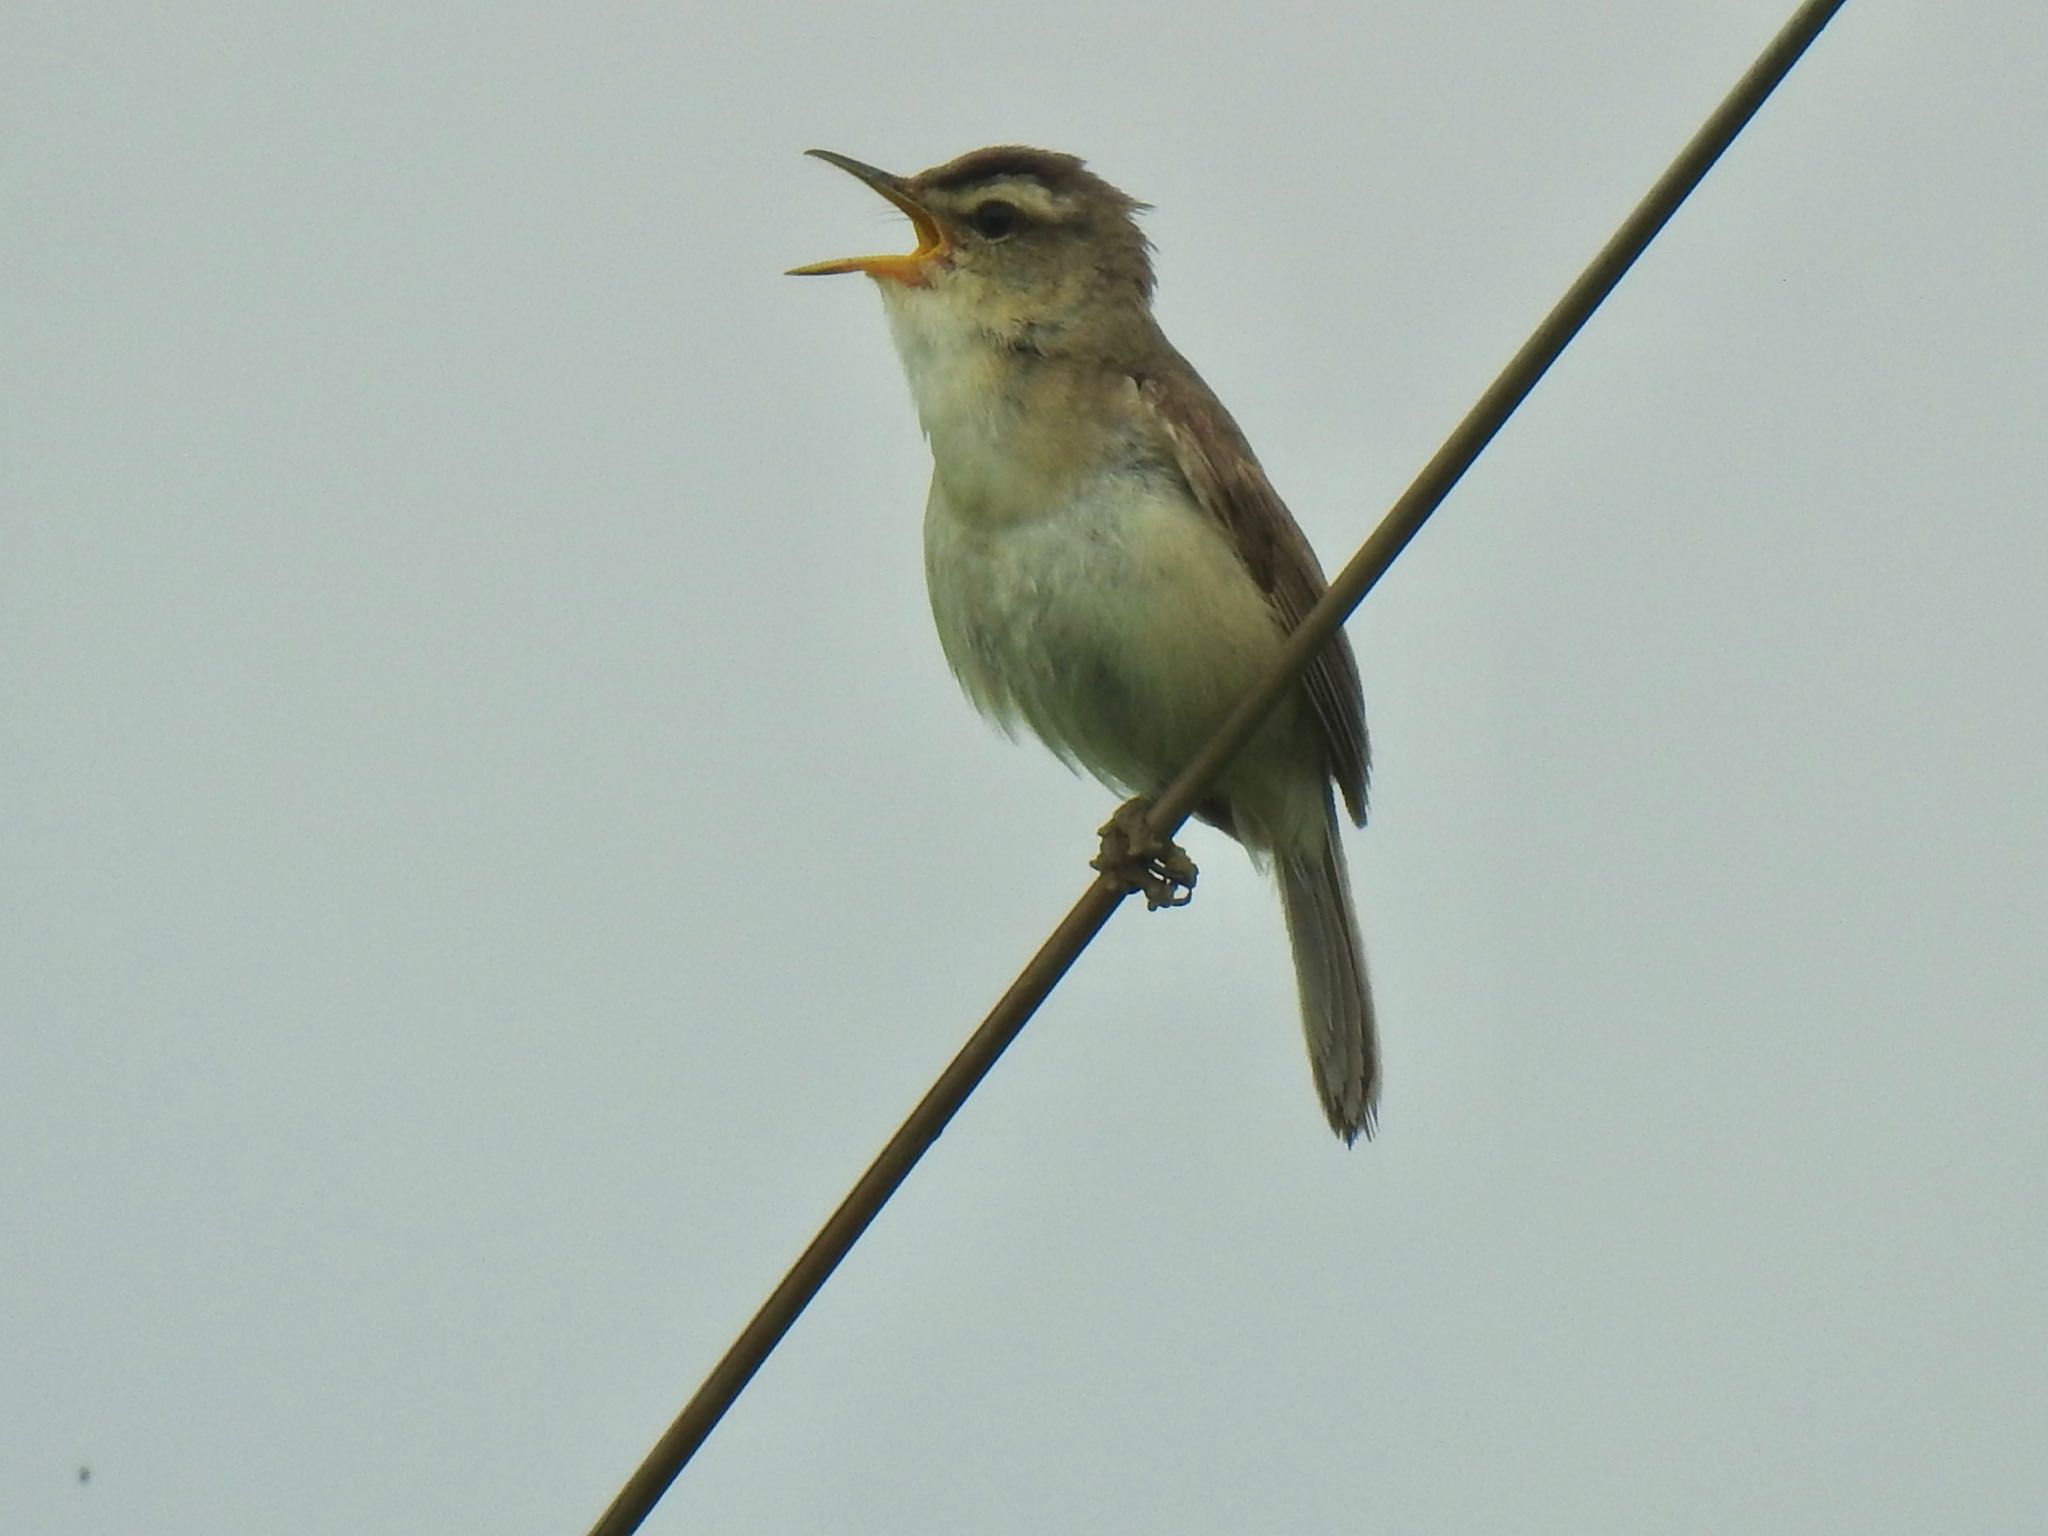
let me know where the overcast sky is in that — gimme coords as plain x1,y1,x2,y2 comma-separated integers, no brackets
7,2,2045,1532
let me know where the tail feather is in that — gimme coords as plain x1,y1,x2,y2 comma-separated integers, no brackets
1276,805,1379,1143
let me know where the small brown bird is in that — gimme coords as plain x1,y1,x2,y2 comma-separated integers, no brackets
793,146,1379,1141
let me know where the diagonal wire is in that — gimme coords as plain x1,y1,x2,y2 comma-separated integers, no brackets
585,2,1849,1529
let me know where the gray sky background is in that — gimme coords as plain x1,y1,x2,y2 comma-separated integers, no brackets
7,3,2045,1532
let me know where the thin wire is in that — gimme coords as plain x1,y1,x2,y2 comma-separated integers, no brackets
585,3,1849,1529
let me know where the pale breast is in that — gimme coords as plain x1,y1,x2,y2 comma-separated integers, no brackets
922,458,1295,805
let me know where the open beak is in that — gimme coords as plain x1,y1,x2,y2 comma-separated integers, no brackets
787,150,949,285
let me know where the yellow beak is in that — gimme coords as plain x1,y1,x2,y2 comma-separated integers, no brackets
787,150,949,285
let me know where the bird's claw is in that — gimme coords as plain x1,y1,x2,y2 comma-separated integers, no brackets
1091,799,1198,910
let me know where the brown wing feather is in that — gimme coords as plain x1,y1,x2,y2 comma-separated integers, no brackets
1134,352,1370,825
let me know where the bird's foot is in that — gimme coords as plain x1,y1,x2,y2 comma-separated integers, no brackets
1091,799,1198,911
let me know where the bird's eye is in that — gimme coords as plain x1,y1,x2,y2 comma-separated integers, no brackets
968,199,1023,240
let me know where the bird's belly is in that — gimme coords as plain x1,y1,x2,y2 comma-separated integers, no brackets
924,468,1318,841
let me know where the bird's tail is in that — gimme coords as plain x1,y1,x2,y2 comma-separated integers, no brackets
1276,803,1379,1143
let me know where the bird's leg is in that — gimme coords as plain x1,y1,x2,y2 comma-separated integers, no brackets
1091,798,1198,910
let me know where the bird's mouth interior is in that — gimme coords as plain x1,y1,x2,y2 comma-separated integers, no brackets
787,151,947,283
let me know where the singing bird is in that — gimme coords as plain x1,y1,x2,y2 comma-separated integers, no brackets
792,146,1380,1142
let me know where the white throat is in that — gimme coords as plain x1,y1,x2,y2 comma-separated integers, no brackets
875,280,1040,522
877,283,1013,436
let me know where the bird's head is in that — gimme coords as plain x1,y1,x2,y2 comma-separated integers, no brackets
790,145,1155,348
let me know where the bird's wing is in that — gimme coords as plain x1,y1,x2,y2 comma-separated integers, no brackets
1134,354,1370,824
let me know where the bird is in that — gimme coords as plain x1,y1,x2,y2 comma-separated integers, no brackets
790,146,1379,1142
